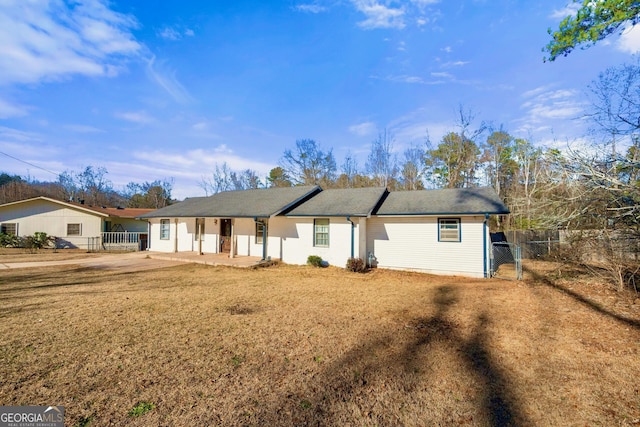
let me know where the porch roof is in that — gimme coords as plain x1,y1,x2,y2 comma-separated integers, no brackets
373,187,510,216
138,185,321,218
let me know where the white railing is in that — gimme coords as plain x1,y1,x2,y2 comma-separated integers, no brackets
100,232,147,251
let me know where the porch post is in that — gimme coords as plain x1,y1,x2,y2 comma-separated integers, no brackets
229,219,235,259
174,218,178,253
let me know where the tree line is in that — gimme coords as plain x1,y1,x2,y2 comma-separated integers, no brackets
0,166,174,209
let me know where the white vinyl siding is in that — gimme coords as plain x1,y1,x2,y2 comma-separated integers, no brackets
367,216,486,278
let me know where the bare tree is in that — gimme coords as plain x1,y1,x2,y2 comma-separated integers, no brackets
365,129,398,188
280,139,337,186
399,144,425,190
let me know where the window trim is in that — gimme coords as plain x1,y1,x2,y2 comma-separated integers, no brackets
255,221,265,244
314,218,330,248
1,222,17,235
438,218,461,242
160,219,170,240
67,223,82,236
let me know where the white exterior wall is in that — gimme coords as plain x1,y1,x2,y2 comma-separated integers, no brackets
272,216,363,267
367,215,488,278
148,217,220,253
0,200,103,249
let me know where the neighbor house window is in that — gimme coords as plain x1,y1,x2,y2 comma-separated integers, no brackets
67,223,82,236
160,219,170,240
1,223,17,235
438,218,461,242
195,218,205,241
314,218,329,247
255,221,265,244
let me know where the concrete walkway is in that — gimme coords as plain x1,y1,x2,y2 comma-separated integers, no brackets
0,251,267,271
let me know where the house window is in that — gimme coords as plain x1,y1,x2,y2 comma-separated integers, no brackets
439,218,461,242
195,218,205,241
1,223,17,235
160,219,170,240
255,221,265,244
67,223,82,236
314,218,329,247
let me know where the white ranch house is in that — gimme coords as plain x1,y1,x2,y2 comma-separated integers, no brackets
0,197,153,251
140,186,509,278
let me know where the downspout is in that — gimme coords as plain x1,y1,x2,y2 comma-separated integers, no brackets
346,216,355,259
483,213,489,278
147,221,151,250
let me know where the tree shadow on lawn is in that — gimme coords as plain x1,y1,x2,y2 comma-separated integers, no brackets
246,285,529,426
522,265,640,330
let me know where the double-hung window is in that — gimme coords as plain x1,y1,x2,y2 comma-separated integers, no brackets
160,219,170,240
67,223,82,236
314,218,329,247
438,218,461,242
1,223,17,235
255,221,265,244
195,218,205,241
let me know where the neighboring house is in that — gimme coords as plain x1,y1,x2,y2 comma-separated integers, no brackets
0,196,154,250
140,186,509,278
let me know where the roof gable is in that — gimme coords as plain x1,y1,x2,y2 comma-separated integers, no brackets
374,187,509,215
286,187,387,217
139,186,321,218
0,196,109,217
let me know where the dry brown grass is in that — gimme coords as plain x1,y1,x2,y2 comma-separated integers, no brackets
0,248,106,263
1,260,639,426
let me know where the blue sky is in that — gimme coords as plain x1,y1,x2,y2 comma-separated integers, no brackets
0,0,638,199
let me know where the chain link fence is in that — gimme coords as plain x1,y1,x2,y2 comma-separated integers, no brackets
491,242,522,280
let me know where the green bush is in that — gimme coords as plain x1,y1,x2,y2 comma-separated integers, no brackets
21,232,56,252
0,232,19,248
307,255,323,267
346,257,366,273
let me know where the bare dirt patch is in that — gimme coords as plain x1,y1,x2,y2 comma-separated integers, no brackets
1,263,639,426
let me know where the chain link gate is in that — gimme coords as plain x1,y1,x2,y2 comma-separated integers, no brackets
491,242,522,280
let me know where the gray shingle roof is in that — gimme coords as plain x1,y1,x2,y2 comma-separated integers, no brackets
139,186,321,218
286,187,387,217
374,187,509,215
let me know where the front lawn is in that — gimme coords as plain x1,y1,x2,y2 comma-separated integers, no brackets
0,262,638,426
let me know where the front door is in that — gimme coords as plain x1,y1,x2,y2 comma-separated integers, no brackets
220,219,232,253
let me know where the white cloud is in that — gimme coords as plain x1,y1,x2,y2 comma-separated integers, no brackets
157,25,196,40
351,0,406,30
146,55,193,104
549,3,580,20
441,60,469,67
63,124,104,133
0,98,29,118
158,27,181,40
295,4,327,13
0,0,141,86
349,121,377,136
517,86,586,136
114,110,155,124
617,25,640,54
